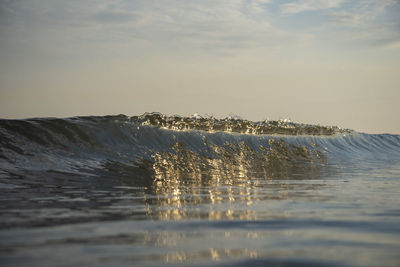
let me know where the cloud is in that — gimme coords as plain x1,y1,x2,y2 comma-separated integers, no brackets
2,0,397,62
280,0,344,14
88,10,139,24
246,0,272,14
372,37,400,49
321,0,400,49
1,0,305,55
329,0,397,26
382,40,400,49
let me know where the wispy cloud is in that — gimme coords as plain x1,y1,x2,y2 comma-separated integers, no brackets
1,0,399,61
329,0,397,26
246,0,272,14
372,35,400,49
1,0,307,55
280,0,344,14
323,0,400,49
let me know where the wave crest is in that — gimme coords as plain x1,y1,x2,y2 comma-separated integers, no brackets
133,112,349,136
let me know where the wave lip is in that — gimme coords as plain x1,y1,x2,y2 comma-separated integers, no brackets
132,112,350,136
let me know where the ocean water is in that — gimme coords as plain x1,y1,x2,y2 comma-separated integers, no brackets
0,113,400,267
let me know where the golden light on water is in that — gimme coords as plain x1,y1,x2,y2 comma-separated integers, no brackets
146,140,326,221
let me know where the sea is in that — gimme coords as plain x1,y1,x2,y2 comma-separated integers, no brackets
1,113,400,267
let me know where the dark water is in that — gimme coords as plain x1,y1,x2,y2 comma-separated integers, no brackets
1,113,400,266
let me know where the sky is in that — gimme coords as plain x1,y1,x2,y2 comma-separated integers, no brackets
0,0,399,133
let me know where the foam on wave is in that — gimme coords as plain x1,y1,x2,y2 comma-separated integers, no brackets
132,112,350,136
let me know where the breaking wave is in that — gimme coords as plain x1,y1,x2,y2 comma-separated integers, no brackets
0,113,399,184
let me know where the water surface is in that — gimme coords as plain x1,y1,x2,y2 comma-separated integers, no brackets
1,114,399,266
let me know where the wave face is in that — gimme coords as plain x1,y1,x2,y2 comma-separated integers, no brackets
1,113,400,266
0,113,399,181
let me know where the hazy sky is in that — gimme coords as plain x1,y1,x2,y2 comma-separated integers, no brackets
1,0,399,133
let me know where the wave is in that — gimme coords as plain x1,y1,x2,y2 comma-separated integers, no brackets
1,113,399,184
